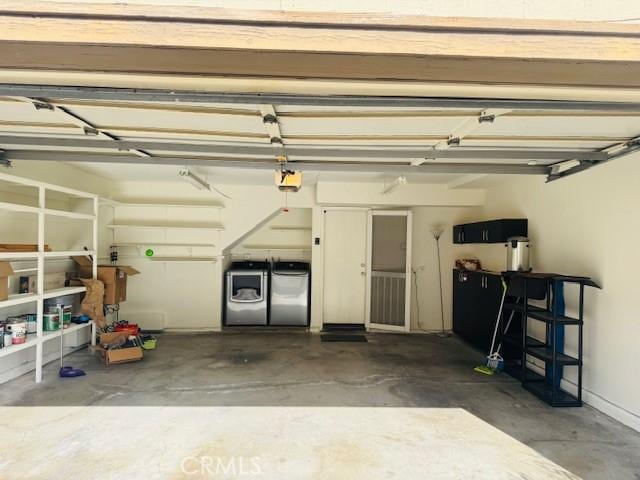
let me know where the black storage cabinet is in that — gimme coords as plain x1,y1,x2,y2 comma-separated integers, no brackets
453,219,527,244
452,269,504,353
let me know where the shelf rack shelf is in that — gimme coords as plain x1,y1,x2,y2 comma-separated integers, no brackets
242,245,311,251
501,273,600,407
0,171,98,384
101,199,224,209
107,223,224,231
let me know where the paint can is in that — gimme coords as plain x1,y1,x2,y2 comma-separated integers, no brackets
43,313,60,331
47,306,71,328
24,314,37,334
7,321,27,345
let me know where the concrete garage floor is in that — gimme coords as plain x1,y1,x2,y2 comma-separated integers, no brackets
1,332,639,479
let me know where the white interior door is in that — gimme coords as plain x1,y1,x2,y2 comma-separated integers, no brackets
322,209,368,325
366,211,412,332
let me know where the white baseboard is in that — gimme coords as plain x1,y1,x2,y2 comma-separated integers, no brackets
526,362,640,433
163,327,221,334
0,344,88,385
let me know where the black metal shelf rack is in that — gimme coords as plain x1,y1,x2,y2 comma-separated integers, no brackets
501,273,600,407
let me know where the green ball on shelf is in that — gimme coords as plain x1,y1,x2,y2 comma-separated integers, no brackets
145,249,154,257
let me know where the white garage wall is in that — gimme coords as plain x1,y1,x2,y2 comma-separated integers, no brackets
409,206,482,332
463,152,640,431
101,180,315,331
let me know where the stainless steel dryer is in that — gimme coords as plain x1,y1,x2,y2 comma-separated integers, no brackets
225,261,269,326
270,261,310,326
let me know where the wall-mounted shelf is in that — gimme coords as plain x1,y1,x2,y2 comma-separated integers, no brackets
107,223,224,231
453,219,527,244
0,292,38,308
0,202,95,221
43,286,87,300
10,267,38,275
102,200,224,209
112,242,216,248
242,245,311,251
44,209,94,221
269,226,312,231
0,252,39,260
147,257,218,263
43,251,95,259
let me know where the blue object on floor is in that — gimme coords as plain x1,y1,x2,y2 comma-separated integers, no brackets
59,366,86,378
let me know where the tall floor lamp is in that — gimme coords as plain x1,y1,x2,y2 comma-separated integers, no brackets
431,227,450,337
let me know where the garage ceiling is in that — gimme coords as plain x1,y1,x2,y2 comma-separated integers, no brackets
1,3,640,184
1,91,640,184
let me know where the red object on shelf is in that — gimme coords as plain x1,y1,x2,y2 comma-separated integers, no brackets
114,324,140,335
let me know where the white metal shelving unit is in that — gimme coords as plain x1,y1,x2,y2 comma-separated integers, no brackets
0,171,98,383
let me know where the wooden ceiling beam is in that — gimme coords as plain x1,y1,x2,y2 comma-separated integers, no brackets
0,4,639,88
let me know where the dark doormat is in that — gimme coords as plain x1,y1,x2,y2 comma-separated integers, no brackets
321,334,368,343
322,323,366,332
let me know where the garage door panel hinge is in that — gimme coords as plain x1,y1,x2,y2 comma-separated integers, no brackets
478,113,496,123
447,135,461,146
32,100,54,111
0,149,12,168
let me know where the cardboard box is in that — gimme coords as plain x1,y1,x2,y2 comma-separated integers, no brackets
0,243,52,252
0,262,13,301
19,272,66,294
97,332,143,365
73,257,140,305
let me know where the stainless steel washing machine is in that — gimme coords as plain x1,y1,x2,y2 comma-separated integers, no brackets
270,261,310,326
225,261,269,326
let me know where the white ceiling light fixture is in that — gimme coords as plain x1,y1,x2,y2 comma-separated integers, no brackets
178,167,232,199
381,175,407,195
178,167,210,190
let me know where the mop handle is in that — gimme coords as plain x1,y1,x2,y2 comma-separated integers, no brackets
495,297,521,355
488,278,507,356
58,304,64,368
